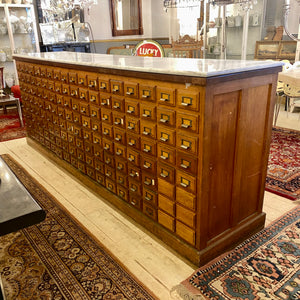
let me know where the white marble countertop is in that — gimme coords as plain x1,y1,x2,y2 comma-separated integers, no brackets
14,52,283,78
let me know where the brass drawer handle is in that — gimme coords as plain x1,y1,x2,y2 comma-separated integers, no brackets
130,172,137,177
144,148,150,153
128,157,135,162
104,146,110,150
130,187,137,192
130,201,136,206
119,190,125,197
142,94,149,98
160,172,168,178
117,165,123,170
103,131,109,135
180,163,189,169
144,180,151,186
113,105,120,109
181,123,191,129
126,91,134,95
115,137,121,141
105,159,111,164
145,196,152,201
112,88,119,92
100,85,107,90
142,113,150,118
143,164,150,169
181,144,190,150
106,172,112,177
127,109,134,114
90,97,96,102
128,141,135,146
160,118,168,123
127,125,134,130
159,98,169,102
91,113,97,117
160,155,168,160
180,182,189,188
116,151,122,156
160,137,168,142
114,120,121,125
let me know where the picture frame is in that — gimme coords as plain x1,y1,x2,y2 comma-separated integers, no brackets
255,41,280,59
278,41,297,59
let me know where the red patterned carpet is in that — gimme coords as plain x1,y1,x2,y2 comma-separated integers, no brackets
0,114,26,142
266,127,300,200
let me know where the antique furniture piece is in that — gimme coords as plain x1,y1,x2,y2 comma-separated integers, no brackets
14,52,282,266
0,95,24,127
171,35,203,58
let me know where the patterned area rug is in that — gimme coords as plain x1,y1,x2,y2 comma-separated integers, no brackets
171,205,300,300
0,114,26,142
0,154,157,300
266,127,300,200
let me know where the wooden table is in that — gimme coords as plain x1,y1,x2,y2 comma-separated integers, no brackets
0,95,24,127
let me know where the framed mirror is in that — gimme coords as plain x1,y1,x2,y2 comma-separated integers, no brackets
110,0,143,36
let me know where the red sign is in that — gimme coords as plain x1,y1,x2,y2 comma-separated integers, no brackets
134,40,165,57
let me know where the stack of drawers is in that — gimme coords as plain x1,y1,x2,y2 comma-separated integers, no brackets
17,61,204,247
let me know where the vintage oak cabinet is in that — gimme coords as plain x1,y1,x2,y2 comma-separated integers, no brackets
14,52,282,266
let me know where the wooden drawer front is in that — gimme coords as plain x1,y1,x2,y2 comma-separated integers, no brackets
78,160,86,173
52,115,59,126
89,91,99,105
61,70,69,83
85,154,94,167
70,85,79,98
129,178,142,195
57,107,65,118
158,162,175,184
139,84,156,102
176,170,196,194
53,69,60,80
158,194,175,216
101,108,112,124
142,172,157,190
127,133,140,150
127,149,140,167
176,205,196,229
176,221,196,245
177,112,199,133
114,128,126,145
177,90,200,111
116,157,127,174
177,151,197,175
116,172,128,187
112,112,125,128
104,152,115,167
79,88,89,101
69,72,78,85
143,203,157,221
126,117,140,134
105,165,116,181
157,87,176,106
177,133,198,155
78,72,87,87
82,116,91,130
125,99,139,117
70,155,78,168
95,159,105,174
111,80,124,95
176,187,196,211
140,103,156,121
73,112,81,125
100,93,111,108
141,138,157,156
157,127,176,147
77,149,85,162
158,210,175,232
48,80,55,92
115,143,127,160
49,92,56,103
86,166,95,180
103,138,114,154
84,140,94,155
76,137,84,150
63,97,72,109
72,98,80,112
68,133,75,146
141,156,156,174
117,185,128,201
41,79,47,88
94,145,104,161
158,144,176,165
92,132,102,145
125,82,138,98
62,84,69,96
158,178,175,199
87,75,98,90
99,79,110,93
128,164,141,180
46,68,53,79
129,193,142,210
106,178,116,194
143,188,157,207
96,172,105,186
102,124,114,139
112,96,125,112
55,136,62,147
90,105,101,119
60,129,68,141
73,124,82,138
63,151,71,163
141,120,156,139
158,107,176,127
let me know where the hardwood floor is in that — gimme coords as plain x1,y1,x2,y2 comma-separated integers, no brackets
0,105,299,300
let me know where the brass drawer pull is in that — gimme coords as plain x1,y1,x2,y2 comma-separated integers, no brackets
144,180,151,186
130,186,137,192
104,145,110,150
78,79,85,85
143,164,150,169
105,158,111,164
128,156,135,162
180,163,189,169
115,137,121,141
159,98,169,102
117,165,123,170
127,125,135,130
90,97,96,102
126,91,134,95
180,182,189,188
142,94,149,98
80,95,86,100
113,105,120,109
116,151,122,156
130,201,136,206
100,85,107,90
181,123,191,129
103,130,109,135
127,109,134,114
180,178,190,188
106,172,112,177
114,120,121,125
112,88,119,92
91,113,97,117
180,144,189,150
143,131,150,136
119,190,125,197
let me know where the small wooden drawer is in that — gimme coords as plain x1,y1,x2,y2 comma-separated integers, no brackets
78,160,86,174
52,115,59,126
72,98,80,112
114,128,126,145
70,85,79,98
143,203,157,221
68,72,78,85
100,93,111,108
73,113,82,125
106,178,116,194
101,108,113,124
158,194,175,216
112,112,125,128
158,210,175,232
177,89,200,111
176,221,196,245
124,81,138,98
96,171,105,186
127,148,140,167
56,95,64,106
116,172,128,187
125,99,139,117
158,162,175,184
57,107,65,118
177,112,199,133
83,129,93,143
85,153,94,167
82,116,91,129
104,152,115,167
78,72,87,86
55,136,62,147
157,107,176,127
63,151,71,163
129,193,142,210
53,81,61,93
87,75,98,90
115,157,128,174
111,79,124,95
140,103,156,121
84,141,94,155
157,127,176,147
68,133,75,146
95,159,105,174
90,104,101,119
88,91,99,105
157,144,176,164
92,132,102,145
141,156,156,174
141,137,157,156
63,97,72,109
46,68,53,79
117,185,128,201
48,92,56,103
94,145,104,161
128,178,142,195
176,204,196,229
176,133,198,155
176,187,196,211
115,143,127,160
126,117,140,134
75,137,84,150
62,84,69,95
105,165,116,181
60,129,68,141
86,166,95,180
99,79,110,93
102,138,114,154
177,151,197,175
140,120,156,139
102,123,114,139
143,188,157,207
60,70,69,83
73,124,82,138
176,170,197,194
91,119,101,133
157,87,176,106
77,149,85,162
79,88,89,101
127,133,140,150
139,84,156,102
112,96,125,112
128,164,141,180
70,155,78,168
53,69,60,80
62,140,69,151
142,173,157,190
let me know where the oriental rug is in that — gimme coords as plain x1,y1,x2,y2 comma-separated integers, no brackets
0,114,26,142
171,204,300,300
265,127,300,200
0,154,157,300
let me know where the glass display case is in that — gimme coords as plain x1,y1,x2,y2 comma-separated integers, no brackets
0,4,40,86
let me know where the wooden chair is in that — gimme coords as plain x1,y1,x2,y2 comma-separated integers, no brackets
171,35,203,58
